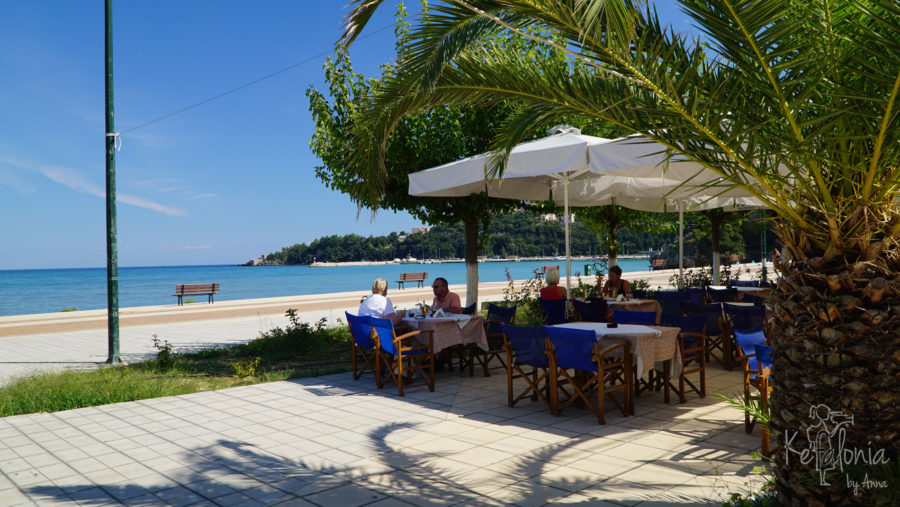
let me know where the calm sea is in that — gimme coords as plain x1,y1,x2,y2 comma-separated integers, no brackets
0,258,650,317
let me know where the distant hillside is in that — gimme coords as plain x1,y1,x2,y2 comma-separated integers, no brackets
264,210,680,265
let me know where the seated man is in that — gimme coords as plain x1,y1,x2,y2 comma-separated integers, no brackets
431,277,462,314
599,265,632,298
358,278,404,325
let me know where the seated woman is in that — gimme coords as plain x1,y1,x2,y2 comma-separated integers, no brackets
358,278,404,325
539,266,567,300
600,265,632,298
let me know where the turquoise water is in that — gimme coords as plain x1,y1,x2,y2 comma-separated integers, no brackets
0,258,650,317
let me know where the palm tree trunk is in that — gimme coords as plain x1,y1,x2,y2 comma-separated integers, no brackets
770,235,900,505
463,216,479,308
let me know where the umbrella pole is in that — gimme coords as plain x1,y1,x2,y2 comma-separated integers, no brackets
564,175,571,297
678,202,684,289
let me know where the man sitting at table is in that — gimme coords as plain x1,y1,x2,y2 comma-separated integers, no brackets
600,265,633,298
358,278,404,325
431,277,462,314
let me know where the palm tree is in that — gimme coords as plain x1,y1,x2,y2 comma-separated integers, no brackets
341,1,899,503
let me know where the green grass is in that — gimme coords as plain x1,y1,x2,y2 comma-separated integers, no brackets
0,310,353,417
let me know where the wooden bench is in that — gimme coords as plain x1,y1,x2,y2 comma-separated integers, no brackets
534,265,560,279
650,259,667,270
173,283,220,305
396,272,428,289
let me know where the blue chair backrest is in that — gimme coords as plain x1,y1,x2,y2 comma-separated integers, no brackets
754,343,773,370
488,303,517,322
730,279,760,287
742,294,765,305
659,312,682,327
612,310,656,325
686,287,707,303
676,313,707,351
632,289,647,299
573,299,607,322
680,302,724,336
733,325,766,371
653,290,696,314
370,317,398,355
539,298,569,325
462,302,477,315
501,323,548,368
724,303,766,330
710,288,739,302
544,326,597,371
346,312,375,348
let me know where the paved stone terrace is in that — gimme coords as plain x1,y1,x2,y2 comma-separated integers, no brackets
0,362,768,506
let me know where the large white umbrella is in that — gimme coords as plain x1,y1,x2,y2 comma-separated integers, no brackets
409,125,610,295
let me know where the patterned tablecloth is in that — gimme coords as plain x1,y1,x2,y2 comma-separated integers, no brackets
605,299,663,324
554,322,680,378
401,315,488,352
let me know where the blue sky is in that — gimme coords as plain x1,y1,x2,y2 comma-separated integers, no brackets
0,1,692,270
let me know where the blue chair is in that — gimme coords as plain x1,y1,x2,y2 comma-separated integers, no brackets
346,312,376,381
500,323,550,409
742,294,765,305
462,302,477,315
730,279,760,287
611,309,657,325
538,297,570,325
681,302,729,367
471,303,518,377
733,326,768,433
370,317,435,396
686,286,708,304
753,343,774,457
724,303,767,332
659,312,682,327
544,326,632,424
632,289,647,299
670,313,707,402
573,299,608,323
710,287,738,303
653,291,693,315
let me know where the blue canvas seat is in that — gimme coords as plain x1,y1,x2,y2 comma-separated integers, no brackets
611,309,656,325
652,290,694,315
573,299,608,323
370,317,435,396
742,294,765,305
544,326,632,424
538,298,570,325
709,287,738,303
470,303,518,377
730,279,760,287
500,323,550,409
346,312,376,381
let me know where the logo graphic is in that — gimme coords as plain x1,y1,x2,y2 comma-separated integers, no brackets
783,404,891,490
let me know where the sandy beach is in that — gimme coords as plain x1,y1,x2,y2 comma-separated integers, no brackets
0,264,765,337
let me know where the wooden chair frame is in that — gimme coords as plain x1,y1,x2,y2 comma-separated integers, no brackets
503,332,550,408
347,313,377,381
546,338,633,424
372,322,435,396
676,331,707,403
471,304,517,377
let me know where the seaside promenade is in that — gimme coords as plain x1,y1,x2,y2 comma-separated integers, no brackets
0,265,769,505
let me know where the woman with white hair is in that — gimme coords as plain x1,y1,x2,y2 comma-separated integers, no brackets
358,278,403,325
539,266,567,300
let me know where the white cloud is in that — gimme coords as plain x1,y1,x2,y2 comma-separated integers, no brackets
192,193,219,199
38,164,187,217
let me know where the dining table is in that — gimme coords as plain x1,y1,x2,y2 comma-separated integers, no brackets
400,314,489,352
552,321,682,406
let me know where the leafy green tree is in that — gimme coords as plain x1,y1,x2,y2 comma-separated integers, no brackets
308,8,520,304
342,1,900,503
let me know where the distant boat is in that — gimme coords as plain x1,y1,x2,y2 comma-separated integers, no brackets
401,256,418,264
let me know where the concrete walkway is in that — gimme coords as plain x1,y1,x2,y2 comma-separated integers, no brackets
1,363,767,506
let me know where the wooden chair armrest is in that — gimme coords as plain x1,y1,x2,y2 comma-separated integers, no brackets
395,329,434,347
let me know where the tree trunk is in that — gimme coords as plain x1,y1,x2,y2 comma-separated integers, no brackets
770,234,900,505
606,205,620,267
710,214,722,285
463,216,479,308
